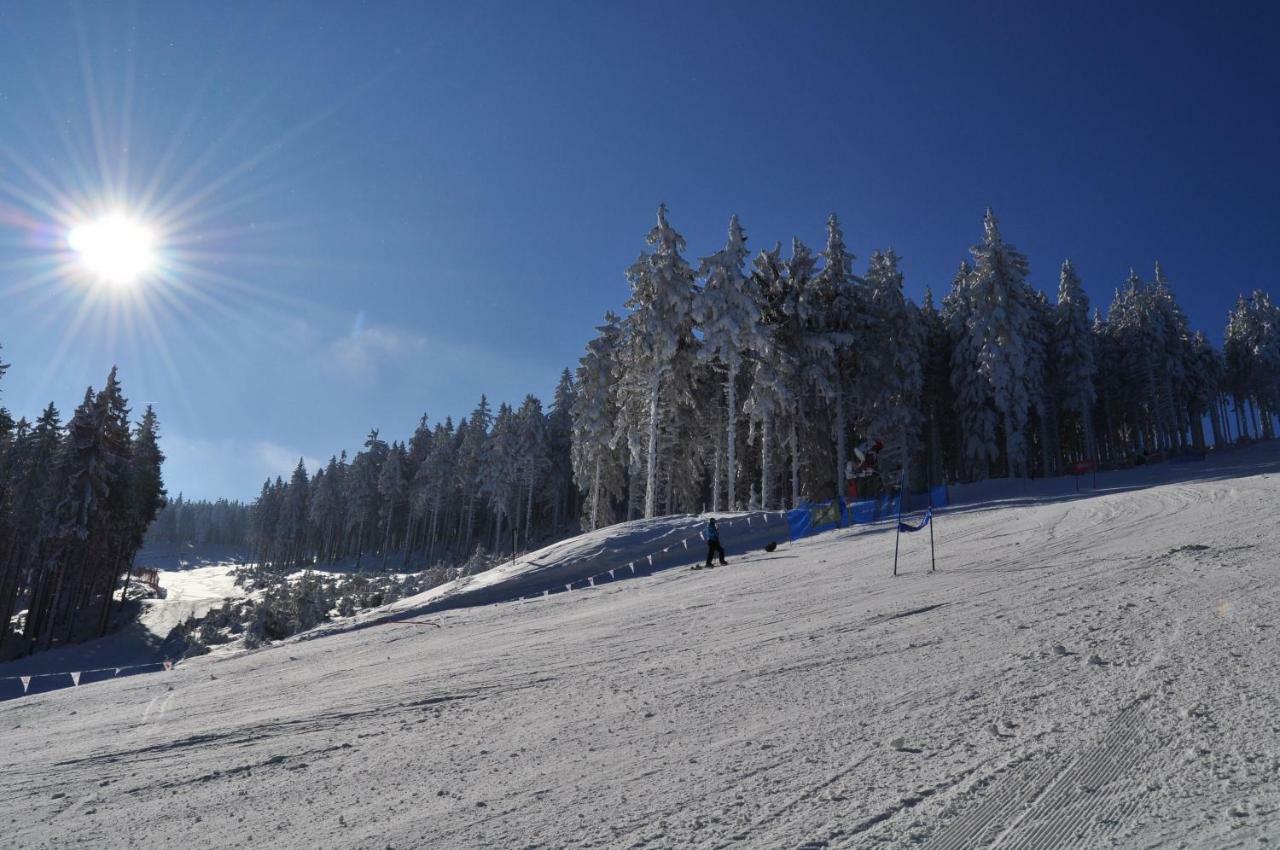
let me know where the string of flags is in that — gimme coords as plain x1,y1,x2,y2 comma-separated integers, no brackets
521,512,787,603
2,657,177,698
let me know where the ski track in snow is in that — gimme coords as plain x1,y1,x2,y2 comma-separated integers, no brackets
4,447,1280,848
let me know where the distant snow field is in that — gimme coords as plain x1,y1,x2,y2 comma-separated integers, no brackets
4,444,1280,848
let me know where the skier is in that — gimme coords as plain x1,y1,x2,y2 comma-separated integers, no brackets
703,518,727,569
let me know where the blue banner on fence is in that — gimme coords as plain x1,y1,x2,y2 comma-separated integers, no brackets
787,484,947,542
898,508,932,533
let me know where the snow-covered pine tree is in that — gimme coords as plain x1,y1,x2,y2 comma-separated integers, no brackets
1053,260,1097,461
784,238,822,503
811,214,860,505
514,394,549,550
961,210,1036,478
376,443,407,567
481,403,519,554
857,249,923,484
572,312,626,530
743,243,796,510
918,289,956,484
695,214,763,511
1024,289,1056,476
945,260,999,480
622,205,697,518
544,370,577,533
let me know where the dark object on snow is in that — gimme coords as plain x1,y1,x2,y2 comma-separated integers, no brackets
705,518,727,568
764,541,778,553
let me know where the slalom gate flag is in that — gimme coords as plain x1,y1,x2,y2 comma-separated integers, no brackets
898,509,932,533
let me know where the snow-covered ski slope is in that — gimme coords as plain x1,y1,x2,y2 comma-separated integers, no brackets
5,445,1280,849
324,510,785,632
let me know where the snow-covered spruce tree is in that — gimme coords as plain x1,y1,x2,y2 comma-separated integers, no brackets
810,214,860,504
960,210,1036,478
695,214,763,511
621,205,697,518
572,313,626,530
857,249,923,484
944,260,997,480
1107,272,1167,453
514,394,549,550
543,370,577,533
784,238,823,503
376,442,408,568
918,289,957,484
1024,289,1056,477
0,402,62,641
420,420,456,563
1151,263,1194,451
743,243,797,510
481,403,519,554
1224,291,1280,439
276,458,310,569
1183,331,1223,450
455,397,491,553
345,429,388,569
1052,260,1097,461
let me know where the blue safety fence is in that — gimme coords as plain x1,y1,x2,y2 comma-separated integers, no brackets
786,483,948,542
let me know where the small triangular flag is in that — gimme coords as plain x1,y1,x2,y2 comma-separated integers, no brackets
747,517,752,526
70,672,81,686
565,584,572,592
163,660,173,671
543,590,550,598
113,668,121,677
588,577,595,587
646,555,653,566
609,569,615,579
682,539,688,550
628,563,635,573
19,676,31,693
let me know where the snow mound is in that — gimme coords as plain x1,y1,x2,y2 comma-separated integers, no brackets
329,510,789,631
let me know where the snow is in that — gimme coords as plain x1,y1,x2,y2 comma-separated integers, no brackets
4,444,1280,847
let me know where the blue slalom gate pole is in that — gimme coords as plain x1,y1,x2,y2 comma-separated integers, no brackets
892,462,906,577
928,479,937,572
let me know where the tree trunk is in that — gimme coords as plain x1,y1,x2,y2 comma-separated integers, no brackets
644,371,661,519
833,384,847,515
789,415,800,508
589,459,601,531
725,364,738,511
760,410,774,511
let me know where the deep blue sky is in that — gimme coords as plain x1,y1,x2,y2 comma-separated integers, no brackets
1,1,1278,500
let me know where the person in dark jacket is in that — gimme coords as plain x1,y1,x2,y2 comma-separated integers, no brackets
704,518,727,568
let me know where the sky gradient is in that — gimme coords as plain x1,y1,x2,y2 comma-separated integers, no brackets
2,1,1278,500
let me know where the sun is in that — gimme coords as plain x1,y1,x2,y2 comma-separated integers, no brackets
67,213,157,286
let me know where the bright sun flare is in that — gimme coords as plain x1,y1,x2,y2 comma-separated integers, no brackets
67,213,156,286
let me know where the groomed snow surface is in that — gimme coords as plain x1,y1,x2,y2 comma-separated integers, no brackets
5,445,1280,848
